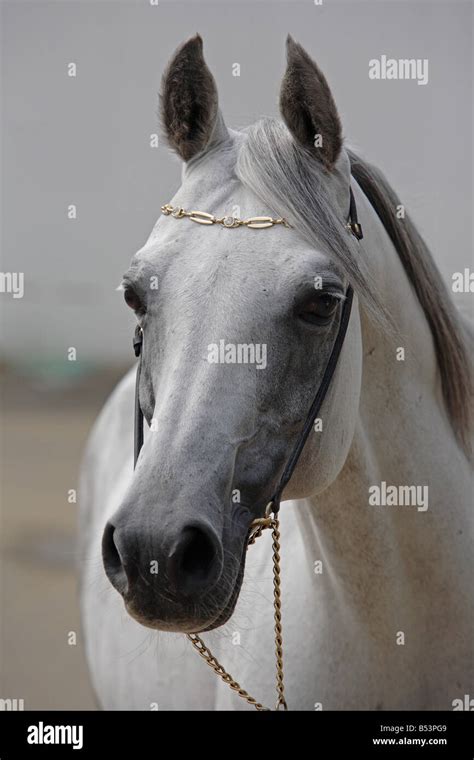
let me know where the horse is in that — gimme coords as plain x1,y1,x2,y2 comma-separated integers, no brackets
79,35,473,710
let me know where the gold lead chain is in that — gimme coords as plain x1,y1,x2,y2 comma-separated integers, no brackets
186,507,288,711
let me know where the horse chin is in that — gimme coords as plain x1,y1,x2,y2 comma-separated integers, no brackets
122,601,209,633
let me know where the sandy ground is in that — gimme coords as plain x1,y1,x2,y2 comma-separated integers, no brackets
1,367,127,710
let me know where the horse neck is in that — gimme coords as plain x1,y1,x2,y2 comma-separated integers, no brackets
300,186,472,626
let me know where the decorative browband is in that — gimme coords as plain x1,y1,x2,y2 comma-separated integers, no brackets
161,197,363,239
161,204,290,229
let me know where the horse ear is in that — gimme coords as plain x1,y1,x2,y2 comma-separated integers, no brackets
160,34,228,162
279,35,343,171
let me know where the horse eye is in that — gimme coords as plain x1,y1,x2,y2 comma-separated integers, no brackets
298,293,340,325
123,286,143,312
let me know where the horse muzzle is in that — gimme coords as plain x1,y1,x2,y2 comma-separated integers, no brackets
101,517,238,631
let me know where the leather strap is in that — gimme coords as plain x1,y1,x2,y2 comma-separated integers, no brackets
133,325,144,468
268,284,354,512
348,186,364,241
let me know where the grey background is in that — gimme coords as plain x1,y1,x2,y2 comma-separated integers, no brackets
1,0,473,365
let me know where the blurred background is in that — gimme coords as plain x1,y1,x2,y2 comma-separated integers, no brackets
1,0,472,709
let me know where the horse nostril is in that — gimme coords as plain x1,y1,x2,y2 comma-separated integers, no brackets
168,525,223,596
102,521,129,595
182,528,214,579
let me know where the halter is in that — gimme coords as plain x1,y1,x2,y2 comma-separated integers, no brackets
132,188,363,710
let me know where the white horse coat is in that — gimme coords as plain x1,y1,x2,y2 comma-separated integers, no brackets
79,36,473,711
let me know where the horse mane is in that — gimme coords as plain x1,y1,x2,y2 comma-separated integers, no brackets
237,118,472,456
347,149,472,456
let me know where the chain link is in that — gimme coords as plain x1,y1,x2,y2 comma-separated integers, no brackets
186,634,269,711
161,203,290,230
186,504,287,711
